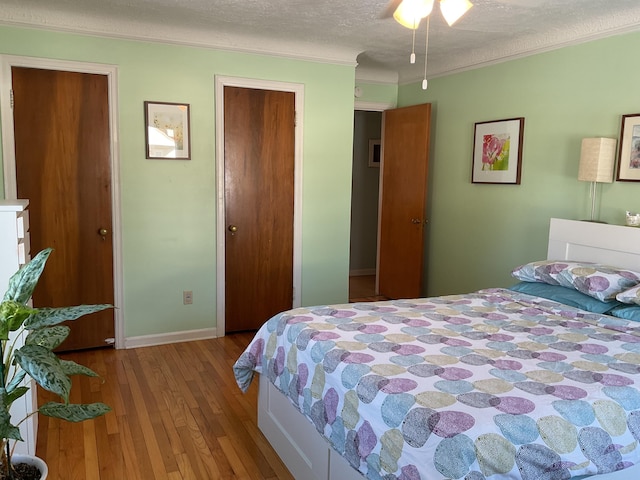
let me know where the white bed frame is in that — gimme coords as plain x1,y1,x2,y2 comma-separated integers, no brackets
258,218,640,480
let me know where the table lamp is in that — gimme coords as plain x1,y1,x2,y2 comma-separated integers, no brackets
578,137,616,222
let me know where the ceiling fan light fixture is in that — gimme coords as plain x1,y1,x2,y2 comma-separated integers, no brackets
440,0,473,26
393,0,435,29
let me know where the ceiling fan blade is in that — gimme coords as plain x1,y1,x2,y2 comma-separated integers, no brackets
380,0,403,19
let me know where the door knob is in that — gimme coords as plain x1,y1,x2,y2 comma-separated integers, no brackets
228,225,238,233
411,218,421,224
98,228,108,236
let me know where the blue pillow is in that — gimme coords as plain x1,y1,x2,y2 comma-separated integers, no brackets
608,304,640,322
509,282,620,314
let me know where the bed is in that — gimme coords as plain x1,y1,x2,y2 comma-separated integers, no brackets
233,218,640,480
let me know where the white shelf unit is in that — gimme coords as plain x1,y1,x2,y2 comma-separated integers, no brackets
0,200,37,455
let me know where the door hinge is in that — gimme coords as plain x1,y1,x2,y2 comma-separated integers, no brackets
294,111,297,127
10,89,14,109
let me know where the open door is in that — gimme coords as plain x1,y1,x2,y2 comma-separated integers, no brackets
377,103,431,299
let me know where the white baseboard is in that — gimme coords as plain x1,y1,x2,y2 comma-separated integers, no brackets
123,327,217,349
349,268,375,276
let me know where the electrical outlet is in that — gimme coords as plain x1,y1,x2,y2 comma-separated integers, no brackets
183,290,193,305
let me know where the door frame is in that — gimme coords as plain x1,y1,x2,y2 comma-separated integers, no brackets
214,76,304,337
353,99,395,295
0,55,124,349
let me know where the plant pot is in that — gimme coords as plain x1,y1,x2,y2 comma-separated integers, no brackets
10,454,48,480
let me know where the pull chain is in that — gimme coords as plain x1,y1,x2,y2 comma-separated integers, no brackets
410,17,417,63
422,16,430,90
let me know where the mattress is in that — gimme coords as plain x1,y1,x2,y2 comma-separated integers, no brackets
233,288,640,480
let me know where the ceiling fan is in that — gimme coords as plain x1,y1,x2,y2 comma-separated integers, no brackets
381,0,473,90
382,0,473,29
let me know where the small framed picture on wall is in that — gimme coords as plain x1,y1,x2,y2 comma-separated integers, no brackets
368,139,381,167
144,101,191,159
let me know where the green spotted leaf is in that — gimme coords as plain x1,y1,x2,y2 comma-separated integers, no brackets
5,370,27,394
0,301,35,328
0,407,22,442
24,304,112,329
2,248,51,304
25,326,70,350
13,345,71,402
3,387,28,406
39,402,111,422
60,360,99,377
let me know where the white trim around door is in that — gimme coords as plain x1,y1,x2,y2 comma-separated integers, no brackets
214,76,304,337
0,55,124,350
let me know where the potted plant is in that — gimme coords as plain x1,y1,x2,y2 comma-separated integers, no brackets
0,248,112,479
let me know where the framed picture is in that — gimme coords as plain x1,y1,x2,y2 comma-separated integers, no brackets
616,113,640,182
144,101,191,159
472,117,525,184
368,139,381,167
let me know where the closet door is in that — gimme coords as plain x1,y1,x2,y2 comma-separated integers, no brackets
378,103,431,299
223,86,295,332
12,67,115,351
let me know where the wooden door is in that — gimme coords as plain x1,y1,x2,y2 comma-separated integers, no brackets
224,86,295,332
378,103,431,299
12,67,115,351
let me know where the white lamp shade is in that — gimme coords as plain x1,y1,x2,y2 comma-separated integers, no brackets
393,0,434,29
578,137,616,183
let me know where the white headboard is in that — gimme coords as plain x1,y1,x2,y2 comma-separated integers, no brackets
547,218,640,271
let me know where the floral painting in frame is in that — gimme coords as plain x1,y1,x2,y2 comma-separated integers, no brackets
472,117,525,184
617,113,640,182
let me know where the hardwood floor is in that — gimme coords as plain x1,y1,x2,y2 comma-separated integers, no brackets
34,280,388,479
348,274,387,302
36,333,293,480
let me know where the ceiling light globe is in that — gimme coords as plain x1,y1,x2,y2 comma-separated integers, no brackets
393,0,435,29
440,0,473,26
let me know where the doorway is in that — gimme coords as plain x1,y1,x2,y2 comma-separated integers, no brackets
349,110,383,301
0,55,124,349
349,102,432,301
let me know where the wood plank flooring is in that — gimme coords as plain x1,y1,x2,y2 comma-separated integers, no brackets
34,279,386,479
36,333,294,480
349,274,388,302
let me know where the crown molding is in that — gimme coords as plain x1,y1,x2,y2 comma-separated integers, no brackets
0,10,360,67
399,16,640,84
355,66,399,85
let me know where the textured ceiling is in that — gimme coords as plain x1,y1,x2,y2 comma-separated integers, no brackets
2,0,640,83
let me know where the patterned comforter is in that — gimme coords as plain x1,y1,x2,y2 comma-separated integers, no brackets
233,288,640,480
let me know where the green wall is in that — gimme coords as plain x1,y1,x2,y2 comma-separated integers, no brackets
4,24,639,339
398,31,640,296
355,81,398,106
0,25,355,338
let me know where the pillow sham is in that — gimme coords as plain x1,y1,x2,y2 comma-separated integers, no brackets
511,260,569,286
512,260,640,302
616,284,640,306
509,281,620,314
608,304,640,322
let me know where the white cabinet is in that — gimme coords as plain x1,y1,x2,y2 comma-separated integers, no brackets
0,200,36,455
0,200,30,292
